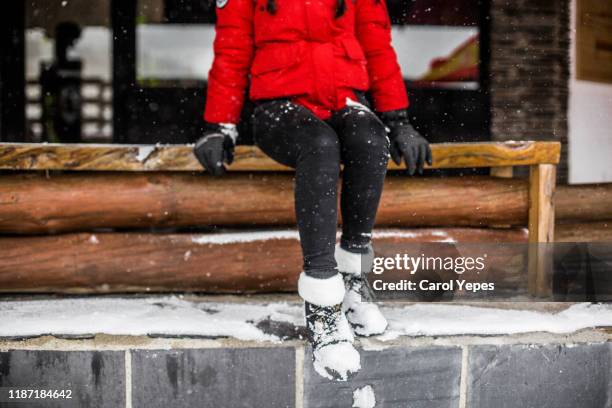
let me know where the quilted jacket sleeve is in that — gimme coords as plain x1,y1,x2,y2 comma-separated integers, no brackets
204,0,255,124
354,0,409,112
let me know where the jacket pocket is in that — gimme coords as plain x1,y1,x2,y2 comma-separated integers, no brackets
335,38,369,89
251,46,301,75
249,44,309,100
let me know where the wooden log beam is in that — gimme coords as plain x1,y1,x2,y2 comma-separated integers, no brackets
0,173,528,234
556,183,612,223
0,228,528,294
1,172,607,236
1,222,607,295
555,221,612,242
0,141,561,172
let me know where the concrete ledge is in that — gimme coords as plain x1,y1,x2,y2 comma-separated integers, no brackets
1,332,611,407
1,296,611,407
1,341,610,408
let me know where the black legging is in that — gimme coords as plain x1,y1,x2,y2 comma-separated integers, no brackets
252,100,389,279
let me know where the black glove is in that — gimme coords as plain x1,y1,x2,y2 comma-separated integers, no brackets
380,109,432,175
193,123,236,176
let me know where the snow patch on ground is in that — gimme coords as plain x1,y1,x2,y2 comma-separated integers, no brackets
0,297,611,340
352,385,376,408
0,297,299,342
313,341,361,381
360,338,390,351
381,302,612,340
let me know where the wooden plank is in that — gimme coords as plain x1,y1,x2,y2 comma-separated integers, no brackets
0,228,528,294
528,164,557,297
0,173,528,234
421,141,561,169
0,141,561,172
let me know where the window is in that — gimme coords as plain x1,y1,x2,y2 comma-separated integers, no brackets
25,0,112,142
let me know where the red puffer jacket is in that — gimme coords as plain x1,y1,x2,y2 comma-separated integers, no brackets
204,0,409,123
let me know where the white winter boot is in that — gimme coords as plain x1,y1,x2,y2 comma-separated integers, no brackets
335,244,388,337
298,272,361,381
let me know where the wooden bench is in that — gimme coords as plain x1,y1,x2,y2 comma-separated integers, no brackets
0,141,561,296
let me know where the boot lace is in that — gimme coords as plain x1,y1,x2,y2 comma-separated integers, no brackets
305,303,343,349
342,273,375,303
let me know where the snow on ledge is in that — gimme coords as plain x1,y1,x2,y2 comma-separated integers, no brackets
190,229,459,246
191,230,300,245
0,297,611,341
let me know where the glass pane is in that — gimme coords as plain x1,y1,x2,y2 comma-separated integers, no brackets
393,26,479,88
137,25,215,82
389,0,482,89
136,0,215,86
25,0,112,142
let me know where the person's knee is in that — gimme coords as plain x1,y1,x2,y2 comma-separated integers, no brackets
342,112,389,157
299,123,341,164
309,124,340,150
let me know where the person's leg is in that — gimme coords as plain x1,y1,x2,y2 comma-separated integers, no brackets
252,100,341,278
330,106,389,253
253,100,361,380
328,104,390,337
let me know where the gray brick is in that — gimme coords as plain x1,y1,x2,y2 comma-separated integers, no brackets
131,347,295,408
468,343,612,408
0,350,125,408
490,0,570,182
303,346,462,408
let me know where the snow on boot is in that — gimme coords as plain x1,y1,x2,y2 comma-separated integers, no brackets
298,272,361,381
335,244,388,337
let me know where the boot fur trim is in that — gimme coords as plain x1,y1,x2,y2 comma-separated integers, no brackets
298,272,345,306
334,244,364,276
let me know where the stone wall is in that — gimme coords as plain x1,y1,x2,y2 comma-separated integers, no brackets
489,0,570,181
